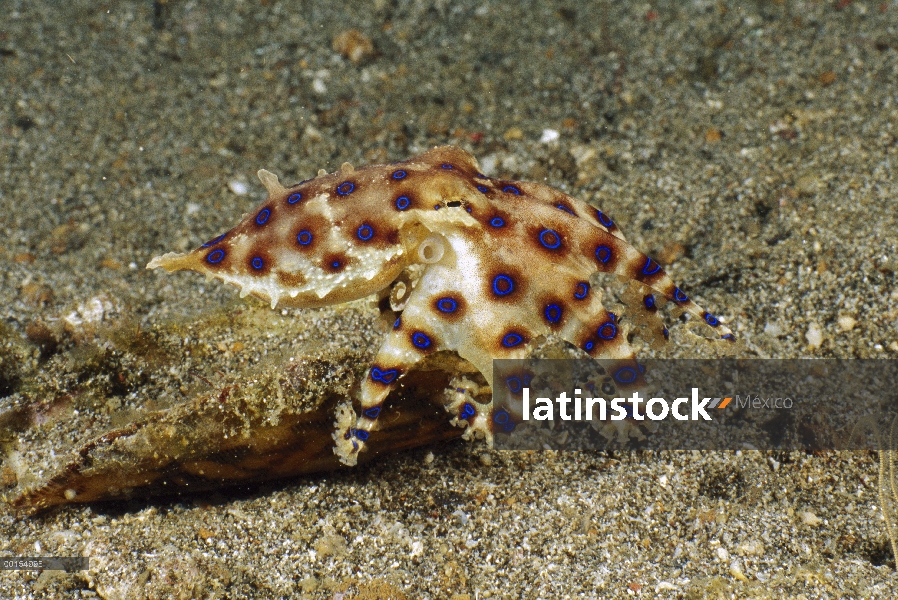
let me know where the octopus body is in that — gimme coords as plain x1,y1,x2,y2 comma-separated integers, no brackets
148,146,734,465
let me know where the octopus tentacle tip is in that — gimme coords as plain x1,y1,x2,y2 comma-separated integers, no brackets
146,251,189,271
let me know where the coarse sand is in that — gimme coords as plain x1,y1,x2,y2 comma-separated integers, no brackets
1,1,897,597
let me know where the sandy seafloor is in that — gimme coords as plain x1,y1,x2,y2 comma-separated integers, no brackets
2,0,898,598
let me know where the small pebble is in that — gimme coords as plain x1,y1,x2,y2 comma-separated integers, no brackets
228,180,249,195
540,128,560,143
837,316,856,332
805,322,823,349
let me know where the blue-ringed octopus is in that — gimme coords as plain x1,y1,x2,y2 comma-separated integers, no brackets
148,146,735,465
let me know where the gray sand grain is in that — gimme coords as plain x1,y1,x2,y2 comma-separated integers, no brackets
2,1,897,597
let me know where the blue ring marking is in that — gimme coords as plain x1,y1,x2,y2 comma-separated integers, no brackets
597,322,617,340
460,403,476,419
614,367,637,384
523,373,533,387
331,260,342,269
434,204,441,210
493,410,510,424
466,207,472,213
574,282,589,299
662,327,670,339
393,317,401,329
437,297,458,313
492,274,514,296
202,233,226,247
704,313,720,327
503,185,522,195
364,407,381,419
644,294,655,309
721,333,736,341
287,192,303,204
354,429,369,441
595,245,612,264
477,185,489,193
392,169,407,180
370,367,398,384
538,229,561,249
642,257,661,276
583,340,595,351
489,216,505,227
357,224,374,241
596,210,614,228
251,257,264,270
544,304,562,324
297,230,313,246
608,312,617,322
441,163,454,170
506,376,522,393
255,208,271,226
673,287,689,303
502,333,523,348
206,249,225,264
395,195,411,210
556,204,576,216
477,172,487,178
336,181,355,196
412,332,432,349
